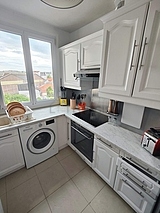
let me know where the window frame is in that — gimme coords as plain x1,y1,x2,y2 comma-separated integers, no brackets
0,23,59,111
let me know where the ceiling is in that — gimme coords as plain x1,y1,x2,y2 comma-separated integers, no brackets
0,0,115,32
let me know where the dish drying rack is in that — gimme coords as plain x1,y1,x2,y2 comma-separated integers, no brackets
6,106,33,124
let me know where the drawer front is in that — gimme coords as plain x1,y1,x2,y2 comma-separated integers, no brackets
114,172,155,213
117,158,160,198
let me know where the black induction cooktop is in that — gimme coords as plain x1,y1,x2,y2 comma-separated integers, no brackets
73,109,108,127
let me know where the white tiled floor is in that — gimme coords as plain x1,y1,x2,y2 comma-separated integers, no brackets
0,146,135,213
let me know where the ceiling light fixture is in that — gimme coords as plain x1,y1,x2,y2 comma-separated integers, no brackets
40,0,84,9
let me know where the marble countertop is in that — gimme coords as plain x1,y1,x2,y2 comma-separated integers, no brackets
1,105,160,174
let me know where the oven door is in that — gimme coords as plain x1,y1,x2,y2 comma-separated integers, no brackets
71,121,94,162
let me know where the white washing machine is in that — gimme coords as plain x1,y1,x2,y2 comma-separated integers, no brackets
19,118,58,169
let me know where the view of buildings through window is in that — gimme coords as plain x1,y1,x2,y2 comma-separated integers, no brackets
0,30,54,105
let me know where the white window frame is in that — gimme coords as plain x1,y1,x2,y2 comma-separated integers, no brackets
0,23,59,111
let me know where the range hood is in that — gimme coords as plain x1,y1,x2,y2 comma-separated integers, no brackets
73,69,100,78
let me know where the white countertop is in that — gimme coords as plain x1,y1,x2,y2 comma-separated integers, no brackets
1,105,160,174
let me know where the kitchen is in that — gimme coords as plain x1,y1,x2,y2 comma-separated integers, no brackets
2,0,160,212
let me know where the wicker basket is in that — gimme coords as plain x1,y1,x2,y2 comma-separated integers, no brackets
6,106,33,124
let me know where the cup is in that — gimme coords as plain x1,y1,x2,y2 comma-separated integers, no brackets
70,99,76,109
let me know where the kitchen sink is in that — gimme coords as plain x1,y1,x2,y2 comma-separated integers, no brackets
73,109,108,127
0,115,11,127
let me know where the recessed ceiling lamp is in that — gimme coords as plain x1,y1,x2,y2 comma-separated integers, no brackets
40,0,84,9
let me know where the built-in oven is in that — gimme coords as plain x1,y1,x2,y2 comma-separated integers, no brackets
114,157,160,213
71,120,94,162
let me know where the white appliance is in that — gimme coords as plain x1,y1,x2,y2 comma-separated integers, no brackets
19,118,58,168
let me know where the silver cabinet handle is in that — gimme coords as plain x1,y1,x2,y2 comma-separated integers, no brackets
123,168,147,187
130,40,138,70
71,126,93,140
122,179,144,197
67,122,69,140
139,37,148,70
97,137,112,148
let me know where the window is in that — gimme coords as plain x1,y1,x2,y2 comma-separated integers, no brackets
0,26,58,109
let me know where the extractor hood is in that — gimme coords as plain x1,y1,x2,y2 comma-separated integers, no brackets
73,69,100,78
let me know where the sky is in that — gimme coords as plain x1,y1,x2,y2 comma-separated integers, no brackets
0,30,52,73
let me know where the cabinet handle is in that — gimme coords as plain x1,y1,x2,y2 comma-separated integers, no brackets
130,40,138,70
67,122,69,140
97,137,112,148
77,59,80,71
122,179,144,197
139,37,148,70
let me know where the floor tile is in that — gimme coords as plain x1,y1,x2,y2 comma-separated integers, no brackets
0,193,7,213
38,162,70,197
34,156,58,174
82,205,95,213
47,180,88,213
56,146,74,161
73,166,105,202
28,200,51,213
0,178,6,196
90,185,135,213
6,167,36,191
7,176,45,213
60,153,87,178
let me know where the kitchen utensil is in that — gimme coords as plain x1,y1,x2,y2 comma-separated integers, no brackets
70,99,76,109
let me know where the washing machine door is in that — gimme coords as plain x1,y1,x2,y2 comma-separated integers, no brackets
27,128,55,154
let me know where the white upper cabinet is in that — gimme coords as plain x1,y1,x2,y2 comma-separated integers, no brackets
81,35,103,69
99,0,160,109
133,0,160,101
99,4,148,96
61,44,81,90
60,30,103,90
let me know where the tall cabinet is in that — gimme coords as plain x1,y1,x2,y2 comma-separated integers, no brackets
99,0,160,110
133,0,160,101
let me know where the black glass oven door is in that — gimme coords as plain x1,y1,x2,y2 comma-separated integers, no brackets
71,121,94,162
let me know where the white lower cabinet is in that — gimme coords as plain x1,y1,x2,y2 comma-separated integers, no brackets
93,137,119,188
114,172,155,213
0,129,24,178
57,116,70,150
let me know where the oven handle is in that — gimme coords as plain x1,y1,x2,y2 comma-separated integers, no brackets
71,126,93,140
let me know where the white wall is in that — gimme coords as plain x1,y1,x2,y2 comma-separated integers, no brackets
0,6,70,47
70,19,103,42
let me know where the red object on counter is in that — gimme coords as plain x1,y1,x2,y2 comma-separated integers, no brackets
78,102,86,110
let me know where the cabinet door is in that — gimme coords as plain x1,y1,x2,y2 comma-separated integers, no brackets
99,4,148,96
81,35,103,69
133,0,160,101
93,139,118,188
0,132,24,177
57,115,69,150
62,44,80,89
